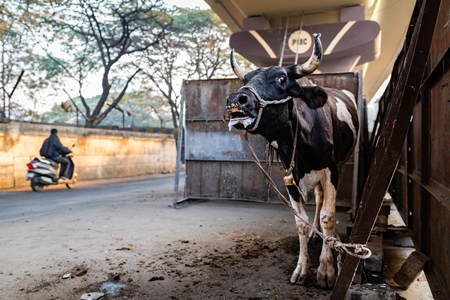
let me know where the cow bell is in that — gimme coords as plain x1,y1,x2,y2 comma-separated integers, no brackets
284,173,294,186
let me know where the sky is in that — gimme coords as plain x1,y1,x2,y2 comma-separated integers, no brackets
163,0,210,9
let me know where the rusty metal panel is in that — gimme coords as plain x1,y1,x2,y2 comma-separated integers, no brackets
431,0,450,64
185,161,202,198
411,101,423,173
421,60,450,298
410,180,423,240
185,160,270,202
424,5,450,294
182,73,361,206
186,120,267,161
184,79,275,202
430,72,450,188
308,72,359,93
429,194,450,295
337,164,355,203
218,161,243,199
198,161,220,198
185,79,240,120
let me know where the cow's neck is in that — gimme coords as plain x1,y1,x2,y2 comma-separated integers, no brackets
259,104,301,173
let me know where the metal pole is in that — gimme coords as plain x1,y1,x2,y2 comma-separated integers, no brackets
173,82,186,208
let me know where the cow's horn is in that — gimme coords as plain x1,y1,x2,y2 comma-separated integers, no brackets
230,49,245,80
294,33,323,78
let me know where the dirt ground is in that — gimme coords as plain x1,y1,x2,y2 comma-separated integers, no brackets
0,179,349,300
0,177,428,300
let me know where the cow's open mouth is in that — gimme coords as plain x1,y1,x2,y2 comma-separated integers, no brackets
230,111,247,119
226,109,255,131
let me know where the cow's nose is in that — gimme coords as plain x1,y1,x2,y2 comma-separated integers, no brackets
234,93,249,105
227,92,250,108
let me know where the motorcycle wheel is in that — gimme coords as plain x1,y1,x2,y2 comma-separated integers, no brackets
31,177,45,192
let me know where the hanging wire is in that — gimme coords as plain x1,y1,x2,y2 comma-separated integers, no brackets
294,11,305,65
278,15,289,67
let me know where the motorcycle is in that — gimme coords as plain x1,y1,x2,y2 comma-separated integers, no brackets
26,146,77,192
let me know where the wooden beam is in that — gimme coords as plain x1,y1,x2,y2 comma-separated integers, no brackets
330,0,441,298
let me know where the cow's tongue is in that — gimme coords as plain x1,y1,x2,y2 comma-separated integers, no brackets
228,119,241,131
228,117,255,131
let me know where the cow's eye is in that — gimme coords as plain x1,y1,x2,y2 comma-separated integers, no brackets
277,76,287,85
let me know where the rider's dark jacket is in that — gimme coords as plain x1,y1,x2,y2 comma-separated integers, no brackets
47,134,71,159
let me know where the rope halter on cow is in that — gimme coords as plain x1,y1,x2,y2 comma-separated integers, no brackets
238,85,292,132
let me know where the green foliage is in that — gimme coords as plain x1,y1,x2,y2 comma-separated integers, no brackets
173,7,211,33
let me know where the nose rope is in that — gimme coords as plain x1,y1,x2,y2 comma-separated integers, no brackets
238,85,292,132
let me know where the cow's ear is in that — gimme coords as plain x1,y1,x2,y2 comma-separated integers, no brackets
290,86,327,109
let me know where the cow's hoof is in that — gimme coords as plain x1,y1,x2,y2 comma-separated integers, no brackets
317,271,335,289
290,265,309,285
290,272,308,285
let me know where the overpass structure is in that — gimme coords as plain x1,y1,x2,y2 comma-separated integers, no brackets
204,0,415,102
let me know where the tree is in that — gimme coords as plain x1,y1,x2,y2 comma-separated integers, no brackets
0,1,32,121
30,0,171,128
138,30,181,129
138,8,232,129
180,9,231,80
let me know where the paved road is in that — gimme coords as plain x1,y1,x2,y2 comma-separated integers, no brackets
0,173,179,223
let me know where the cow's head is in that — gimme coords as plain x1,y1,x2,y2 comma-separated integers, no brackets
225,33,323,132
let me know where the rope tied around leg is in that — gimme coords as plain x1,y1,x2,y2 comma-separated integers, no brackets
323,236,371,259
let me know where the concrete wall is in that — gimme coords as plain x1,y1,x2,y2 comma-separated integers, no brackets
0,122,177,189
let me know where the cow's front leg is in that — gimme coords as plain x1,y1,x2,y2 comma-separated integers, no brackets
317,168,337,288
287,186,310,285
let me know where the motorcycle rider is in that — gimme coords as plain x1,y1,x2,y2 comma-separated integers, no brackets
42,128,71,180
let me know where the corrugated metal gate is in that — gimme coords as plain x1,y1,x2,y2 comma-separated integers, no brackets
182,78,274,202
174,72,363,208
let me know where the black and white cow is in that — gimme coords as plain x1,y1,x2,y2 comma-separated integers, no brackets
225,34,359,288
